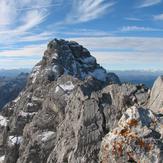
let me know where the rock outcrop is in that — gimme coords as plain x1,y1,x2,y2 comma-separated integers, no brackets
0,39,161,163
99,106,163,163
100,75,163,163
149,76,163,113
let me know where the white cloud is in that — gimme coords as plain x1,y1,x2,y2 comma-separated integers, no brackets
93,51,163,64
0,43,45,69
0,42,47,68
153,13,163,20
0,58,39,69
70,36,163,70
59,29,113,37
16,10,48,33
92,51,163,70
0,0,52,28
16,3,61,11
69,36,163,52
125,17,143,21
120,26,162,32
0,0,17,26
0,0,55,47
64,0,116,24
1,36,163,70
0,29,54,46
0,44,46,57
18,32,54,42
137,0,161,8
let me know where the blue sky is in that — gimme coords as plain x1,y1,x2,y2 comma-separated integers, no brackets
0,0,163,70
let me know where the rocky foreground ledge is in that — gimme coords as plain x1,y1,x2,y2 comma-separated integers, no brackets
0,39,162,163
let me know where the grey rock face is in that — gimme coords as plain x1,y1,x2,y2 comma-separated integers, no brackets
0,39,156,163
107,73,121,84
149,76,163,113
45,82,150,163
99,106,163,163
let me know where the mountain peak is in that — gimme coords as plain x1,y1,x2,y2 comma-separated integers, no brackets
29,39,120,84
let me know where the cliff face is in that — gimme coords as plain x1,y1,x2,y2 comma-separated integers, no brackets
0,39,162,163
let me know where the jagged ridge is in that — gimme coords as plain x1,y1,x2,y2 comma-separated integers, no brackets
0,39,162,163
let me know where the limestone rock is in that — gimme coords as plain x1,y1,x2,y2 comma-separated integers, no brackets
99,106,163,163
0,39,154,163
149,76,163,113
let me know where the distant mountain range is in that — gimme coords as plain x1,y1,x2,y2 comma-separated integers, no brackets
0,69,30,77
111,70,163,88
0,73,28,109
0,69,162,88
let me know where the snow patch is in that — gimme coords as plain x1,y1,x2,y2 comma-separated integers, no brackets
89,68,107,81
0,155,5,162
81,57,96,64
52,52,58,59
72,62,78,75
13,96,20,103
59,81,75,92
0,115,8,127
27,103,33,107
40,131,55,142
55,81,75,93
8,136,23,145
64,68,69,75
19,111,36,117
32,96,41,101
30,65,40,83
52,65,58,73
55,86,60,93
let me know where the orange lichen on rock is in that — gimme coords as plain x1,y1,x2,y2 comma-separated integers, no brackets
145,143,153,152
118,128,138,139
137,138,152,152
112,141,124,157
119,128,130,136
127,119,138,127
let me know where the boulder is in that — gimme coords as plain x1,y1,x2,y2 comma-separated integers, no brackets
99,106,163,163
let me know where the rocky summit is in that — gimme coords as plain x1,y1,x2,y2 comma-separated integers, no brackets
0,39,162,163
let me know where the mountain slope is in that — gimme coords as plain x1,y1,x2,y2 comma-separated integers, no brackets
0,39,162,163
